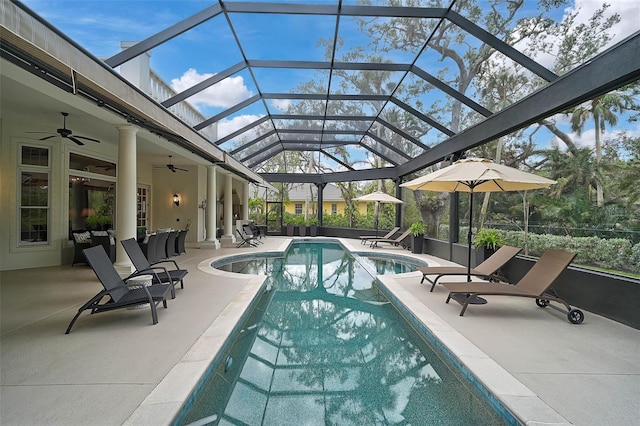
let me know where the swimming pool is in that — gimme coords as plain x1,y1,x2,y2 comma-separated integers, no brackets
214,249,427,276
176,241,508,425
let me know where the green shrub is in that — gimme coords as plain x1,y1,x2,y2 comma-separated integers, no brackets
409,221,426,236
473,228,504,250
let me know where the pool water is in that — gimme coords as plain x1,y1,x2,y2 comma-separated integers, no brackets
178,242,506,425
215,252,424,276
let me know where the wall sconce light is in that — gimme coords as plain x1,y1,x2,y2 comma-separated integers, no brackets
173,193,180,207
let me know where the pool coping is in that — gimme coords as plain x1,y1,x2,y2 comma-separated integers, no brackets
375,274,572,426
123,237,572,425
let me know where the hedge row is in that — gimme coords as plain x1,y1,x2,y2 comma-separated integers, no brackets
438,226,640,273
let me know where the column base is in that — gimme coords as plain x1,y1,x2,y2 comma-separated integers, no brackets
199,239,221,249
113,261,135,276
220,234,237,248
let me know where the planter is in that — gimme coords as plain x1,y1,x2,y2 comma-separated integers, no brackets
286,224,294,237
298,225,307,237
412,234,424,254
309,224,318,237
475,247,495,266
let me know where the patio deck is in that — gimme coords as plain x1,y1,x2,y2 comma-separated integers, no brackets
1,237,638,425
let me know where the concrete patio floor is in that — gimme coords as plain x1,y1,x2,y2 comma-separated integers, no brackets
1,236,638,425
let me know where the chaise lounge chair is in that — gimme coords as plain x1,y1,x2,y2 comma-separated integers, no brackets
236,227,260,247
442,249,584,324
121,238,188,298
369,229,412,249
420,245,522,291
359,227,400,245
65,245,172,334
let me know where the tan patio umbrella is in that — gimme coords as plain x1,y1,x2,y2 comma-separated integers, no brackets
401,158,556,281
354,191,403,237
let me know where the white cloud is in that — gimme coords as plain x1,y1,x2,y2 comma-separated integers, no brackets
519,0,638,69
217,114,264,140
570,0,639,47
271,99,292,112
170,69,253,108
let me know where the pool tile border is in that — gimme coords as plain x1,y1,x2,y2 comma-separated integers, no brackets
123,273,269,426
375,274,573,426
124,237,572,426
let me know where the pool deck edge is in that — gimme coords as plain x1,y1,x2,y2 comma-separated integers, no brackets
122,271,268,426
376,273,573,426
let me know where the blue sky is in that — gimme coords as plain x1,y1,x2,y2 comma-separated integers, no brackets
19,0,640,155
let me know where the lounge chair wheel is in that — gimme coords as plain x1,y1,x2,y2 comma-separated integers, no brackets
568,309,584,324
536,298,550,307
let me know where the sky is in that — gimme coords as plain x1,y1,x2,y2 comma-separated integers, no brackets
18,0,640,156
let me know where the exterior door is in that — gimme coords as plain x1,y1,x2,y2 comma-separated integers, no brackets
266,202,282,235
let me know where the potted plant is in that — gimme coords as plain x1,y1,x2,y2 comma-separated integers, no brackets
298,217,307,237
308,218,318,237
85,214,112,231
286,215,304,237
473,228,504,262
409,221,426,254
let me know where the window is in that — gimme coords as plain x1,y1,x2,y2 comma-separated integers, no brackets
137,186,148,227
295,203,303,215
68,153,116,236
19,146,50,245
331,203,337,214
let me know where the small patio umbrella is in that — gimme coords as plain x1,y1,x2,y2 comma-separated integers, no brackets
401,158,555,281
354,191,403,236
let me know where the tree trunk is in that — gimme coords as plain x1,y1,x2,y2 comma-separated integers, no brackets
541,119,580,155
479,138,503,229
594,114,604,207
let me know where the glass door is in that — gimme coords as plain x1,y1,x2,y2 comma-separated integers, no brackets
266,201,282,234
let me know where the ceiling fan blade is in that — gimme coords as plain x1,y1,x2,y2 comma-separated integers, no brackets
67,136,85,146
74,135,100,143
39,135,56,141
175,167,189,172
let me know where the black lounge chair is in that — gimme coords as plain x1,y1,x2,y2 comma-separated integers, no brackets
442,249,584,324
121,238,188,298
359,227,400,245
420,245,522,291
65,245,172,334
243,224,263,244
236,227,259,247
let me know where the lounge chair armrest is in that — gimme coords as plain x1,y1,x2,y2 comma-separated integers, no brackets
125,268,171,285
149,259,181,270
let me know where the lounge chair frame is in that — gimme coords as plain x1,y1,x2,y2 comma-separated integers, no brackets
420,245,522,291
359,227,400,245
442,249,584,324
236,227,260,247
369,229,412,249
121,238,188,298
65,245,172,334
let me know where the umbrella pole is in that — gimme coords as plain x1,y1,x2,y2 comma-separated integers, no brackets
459,189,486,305
375,201,379,237
467,191,473,281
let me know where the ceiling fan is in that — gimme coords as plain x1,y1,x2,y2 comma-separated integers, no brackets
28,112,100,146
158,155,188,173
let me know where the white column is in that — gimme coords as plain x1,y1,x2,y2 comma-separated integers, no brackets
220,173,236,246
114,125,137,272
200,165,220,249
242,181,249,221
